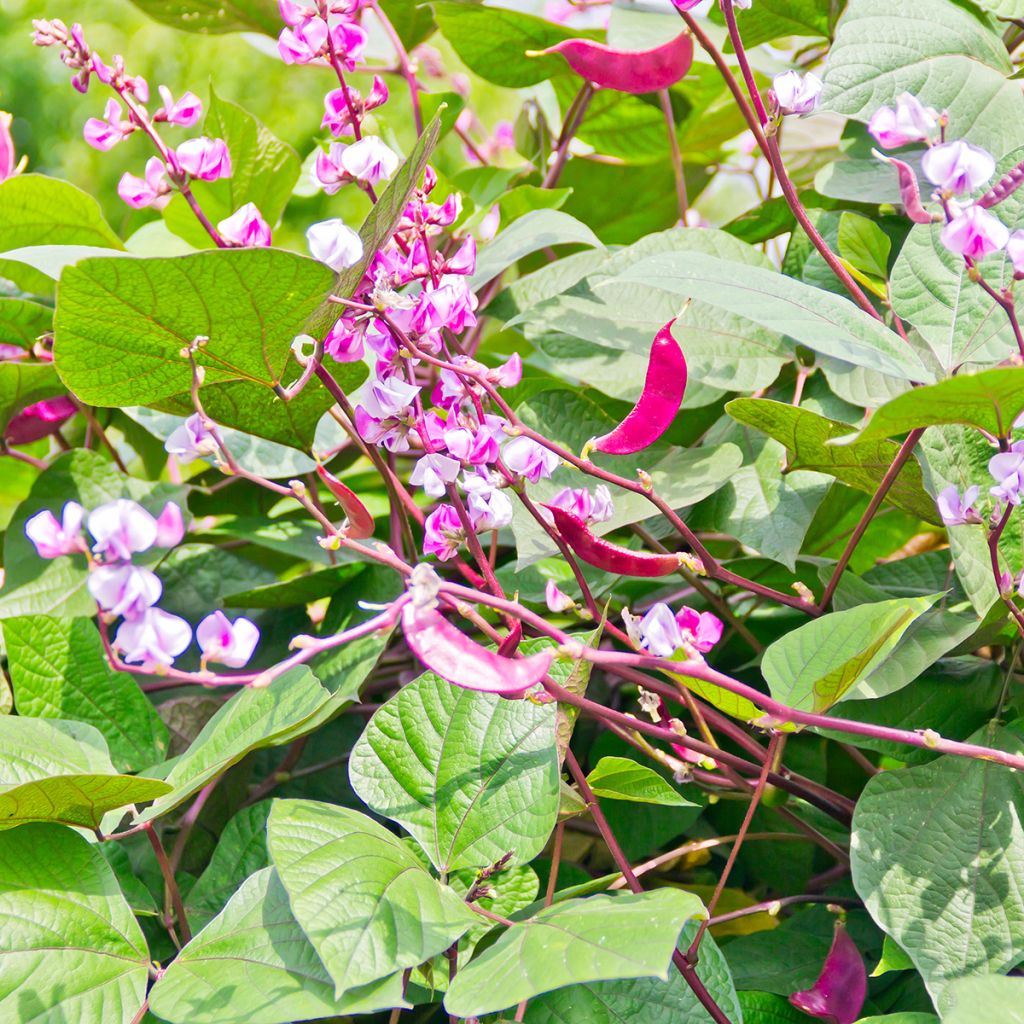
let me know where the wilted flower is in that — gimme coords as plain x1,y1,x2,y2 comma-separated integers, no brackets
936,484,981,525
88,562,162,619
503,436,560,483
545,579,575,612
306,218,364,270
197,610,260,668
772,70,822,115
940,204,1009,259
922,140,995,195
175,137,232,181
24,502,85,559
115,607,192,666
217,203,272,247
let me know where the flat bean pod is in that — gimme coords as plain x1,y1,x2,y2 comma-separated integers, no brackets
315,464,376,539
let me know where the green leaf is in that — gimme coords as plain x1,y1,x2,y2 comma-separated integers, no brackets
942,976,1024,1024
849,367,1024,444
349,669,559,872
730,0,831,46
267,799,477,993
53,249,338,447
3,616,168,772
872,934,915,976
736,991,811,1023
433,3,575,87
0,175,124,293
185,801,272,931
470,210,603,289
163,87,300,247
586,756,696,807
0,715,116,780
761,596,936,713
0,297,51,347
0,360,65,435
126,0,280,34
379,0,436,49
838,212,891,279
139,667,330,822
444,889,707,1017
0,773,170,831
727,398,943,525
820,0,1024,155
851,726,1024,1002
523,920,741,1024
0,823,150,1022
151,867,406,1023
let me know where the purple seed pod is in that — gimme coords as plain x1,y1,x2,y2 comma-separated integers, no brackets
789,921,867,1024
5,396,77,445
874,151,937,224
588,319,687,457
544,503,690,578
315,464,375,539
402,603,552,698
978,158,1024,208
528,32,694,95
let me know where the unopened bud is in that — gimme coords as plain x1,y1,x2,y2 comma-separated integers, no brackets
318,533,341,550
289,479,307,497
921,728,941,748
289,634,317,650
637,469,653,491
792,581,814,602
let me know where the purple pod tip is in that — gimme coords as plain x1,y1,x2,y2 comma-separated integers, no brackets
789,922,867,1024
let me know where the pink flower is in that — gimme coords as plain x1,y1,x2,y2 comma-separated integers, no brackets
115,607,192,667
83,98,132,151
410,452,461,497
545,580,575,612
175,137,232,181
550,485,614,524
444,425,500,465
0,111,18,182
936,484,981,526
503,436,560,483
676,606,723,653
155,86,202,127
88,563,162,619
867,92,938,149
24,502,85,559
940,204,1009,259
324,316,365,361
218,203,272,247
279,0,310,26
772,70,822,116
328,21,368,72
361,374,420,419
165,414,217,462
5,396,76,444
443,236,476,276
463,470,513,530
278,17,328,63
637,602,723,657
322,76,388,136
922,140,994,195
314,142,349,195
117,157,171,210
155,502,185,548
88,499,159,561
410,279,477,335
197,610,260,668
423,503,465,560
306,218,364,270
340,135,399,185
487,352,522,389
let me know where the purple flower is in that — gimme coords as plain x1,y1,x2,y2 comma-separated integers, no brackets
772,70,822,115
676,606,724,653
83,98,132,151
361,375,421,420
989,445,1024,506
165,414,217,462
0,111,18,183
936,484,981,525
637,602,723,658
410,452,461,497
118,157,171,210
175,137,232,181
324,316,365,362
328,21,368,71
88,563,162,619
197,610,260,668
322,76,389,137
487,353,523,390
156,86,202,127
277,17,328,64
155,502,186,548
341,136,399,185
867,92,938,149
410,279,477,335
463,470,513,530
218,203,272,248
314,142,349,195
503,436,560,483
278,0,309,26
444,424,500,465
306,218,364,271
423,503,464,561
922,140,995,195
443,235,476,276
24,502,85,559
88,499,159,561
115,607,192,667
545,579,575,612
550,485,614,525
940,205,1009,259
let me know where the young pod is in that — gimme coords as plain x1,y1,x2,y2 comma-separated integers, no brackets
789,921,866,1024
528,32,694,95
544,503,694,578
585,319,687,457
401,603,551,699
873,151,937,224
315,464,375,539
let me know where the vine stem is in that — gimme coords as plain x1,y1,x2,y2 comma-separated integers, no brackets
542,82,594,188
144,822,191,945
708,894,861,927
988,504,1024,639
564,749,734,1024
816,428,926,611
370,0,423,135
658,88,688,222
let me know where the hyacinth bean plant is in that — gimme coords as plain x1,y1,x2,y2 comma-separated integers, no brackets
5,0,1024,1021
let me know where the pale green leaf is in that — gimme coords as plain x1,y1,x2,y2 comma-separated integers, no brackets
586,756,696,807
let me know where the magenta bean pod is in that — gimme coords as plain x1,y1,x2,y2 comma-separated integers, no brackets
315,463,376,539
788,921,867,1024
586,319,687,457
543,503,692,578
401,602,552,698
4,396,77,445
528,31,694,95
874,151,937,225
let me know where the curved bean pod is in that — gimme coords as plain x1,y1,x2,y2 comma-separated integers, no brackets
544,503,699,578
873,151,936,224
315,464,376,539
528,31,694,95
587,319,687,456
788,922,866,1024
402,603,551,698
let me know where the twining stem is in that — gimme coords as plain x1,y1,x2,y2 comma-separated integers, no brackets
542,82,594,189
370,0,423,135
687,731,781,960
708,893,860,927
658,88,688,222
144,822,191,945
817,428,926,611
988,504,1024,639
168,778,219,873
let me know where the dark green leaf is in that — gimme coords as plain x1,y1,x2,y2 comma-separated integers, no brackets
126,0,280,35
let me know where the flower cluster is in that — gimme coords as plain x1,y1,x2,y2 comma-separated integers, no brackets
24,498,258,671
868,93,1023,265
